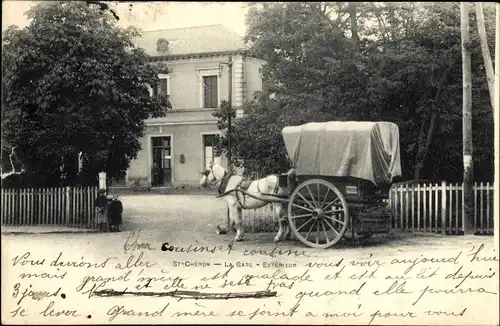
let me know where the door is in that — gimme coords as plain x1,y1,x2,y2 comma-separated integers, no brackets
203,134,221,168
152,136,172,186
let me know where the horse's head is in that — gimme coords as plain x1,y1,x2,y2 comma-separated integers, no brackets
199,162,225,188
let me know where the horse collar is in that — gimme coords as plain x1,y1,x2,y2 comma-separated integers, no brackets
217,170,229,195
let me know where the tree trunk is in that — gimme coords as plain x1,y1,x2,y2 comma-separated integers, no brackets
348,2,360,52
494,3,499,244
461,2,474,234
475,2,495,111
413,60,457,180
413,118,427,180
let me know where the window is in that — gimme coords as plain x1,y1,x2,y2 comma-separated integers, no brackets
203,75,218,108
150,74,170,98
153,78,169,97
203,134,221,167
197,68,221,108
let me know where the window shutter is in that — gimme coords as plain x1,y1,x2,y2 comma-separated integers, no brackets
159,79,168,95
210,76,218,108
203,76,218,108
203,76,210,108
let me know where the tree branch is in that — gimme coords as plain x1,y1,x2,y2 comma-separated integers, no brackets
475,2,495,111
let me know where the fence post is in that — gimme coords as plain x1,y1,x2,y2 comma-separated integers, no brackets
440,181,447,233
99,172,107,191
462,182,465,235
65,186,71,225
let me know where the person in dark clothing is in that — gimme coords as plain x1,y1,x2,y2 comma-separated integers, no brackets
95,189,109,232
107,194,123,232
152,162,160,186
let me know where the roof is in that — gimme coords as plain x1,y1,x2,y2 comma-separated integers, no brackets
134,24,249,58
282,121,402,185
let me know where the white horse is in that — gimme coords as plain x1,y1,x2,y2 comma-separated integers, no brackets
200,162,291,242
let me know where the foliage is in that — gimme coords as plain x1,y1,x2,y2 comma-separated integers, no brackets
216,2,495,182
213,96,290,176
2,1,171,187
212,100,236,133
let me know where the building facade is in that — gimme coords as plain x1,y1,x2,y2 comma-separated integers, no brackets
124,25,265,187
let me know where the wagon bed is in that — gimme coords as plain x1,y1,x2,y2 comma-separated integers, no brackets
280,121,402,248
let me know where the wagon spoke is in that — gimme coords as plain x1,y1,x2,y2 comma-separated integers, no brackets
292,203,313,212
325,215,345,225
323,218,340,237
291,213,313,219
327,207,345,214
305,184,317,207
298,187,316,208
315,218,320,244
320,220,330,242
320,187,331,208
305,219,316,240
296,217,314,232
316,183,320,206
323,197,341,211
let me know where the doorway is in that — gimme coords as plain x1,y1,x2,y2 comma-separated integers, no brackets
151,136,172,186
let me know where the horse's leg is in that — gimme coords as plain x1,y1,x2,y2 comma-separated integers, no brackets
283,203,292,240
273,203,285,242
234,205,244,241
279,203,291,240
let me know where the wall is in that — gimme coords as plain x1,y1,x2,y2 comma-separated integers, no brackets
167,56,231,109
126,54,266,187
127,123,228,187
244,58,265,101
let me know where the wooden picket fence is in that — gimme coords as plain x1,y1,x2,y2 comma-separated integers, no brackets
388,181,494,235
242,205,278,233
1,186,99,229
242,181,495,236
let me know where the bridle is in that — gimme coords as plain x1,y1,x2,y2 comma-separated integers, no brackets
201,165,228,194
201,166,219,188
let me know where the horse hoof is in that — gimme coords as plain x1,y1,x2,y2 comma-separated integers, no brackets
234,237,244,242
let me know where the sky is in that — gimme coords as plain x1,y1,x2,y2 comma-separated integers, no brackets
1,1,249,36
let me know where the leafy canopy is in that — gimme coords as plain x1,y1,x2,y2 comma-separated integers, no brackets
2,1,171,186
214,2,494,182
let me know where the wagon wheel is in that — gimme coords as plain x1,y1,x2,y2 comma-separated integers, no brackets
287,179,349,249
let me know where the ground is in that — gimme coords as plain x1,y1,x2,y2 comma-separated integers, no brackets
2,194,498,325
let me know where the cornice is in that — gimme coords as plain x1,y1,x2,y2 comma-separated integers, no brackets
149,50,248,62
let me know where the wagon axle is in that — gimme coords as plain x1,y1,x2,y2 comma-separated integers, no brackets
311,208,325,220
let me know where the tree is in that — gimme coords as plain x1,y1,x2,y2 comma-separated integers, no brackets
2,1,171,187
475,2,495,111
461,2,474,232
212,100,236,163
218,2,494,183
213,96,290,176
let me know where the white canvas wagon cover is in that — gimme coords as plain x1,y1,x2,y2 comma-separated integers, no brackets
282,121,402,185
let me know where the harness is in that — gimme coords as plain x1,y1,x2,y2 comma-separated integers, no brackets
205,165,286,210
229,171,281,210
217,170,229,195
